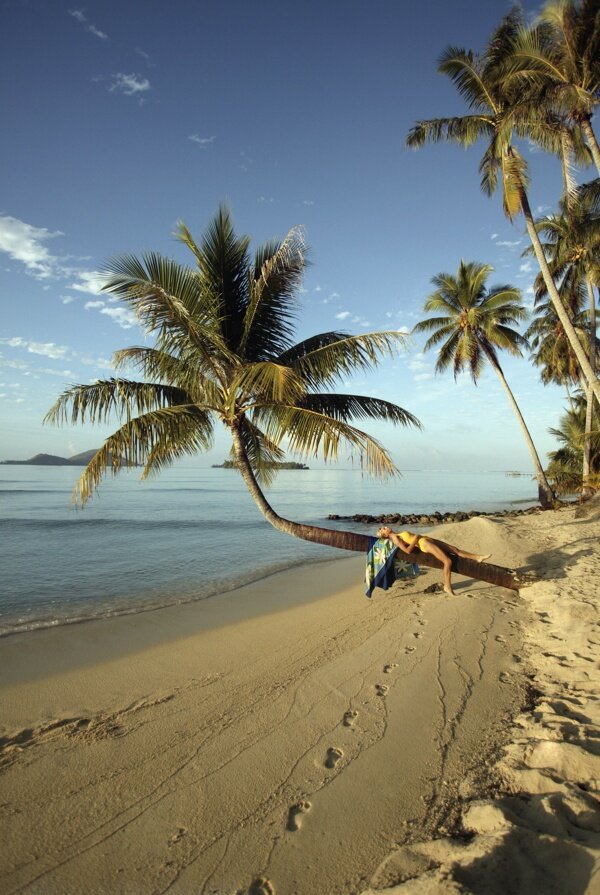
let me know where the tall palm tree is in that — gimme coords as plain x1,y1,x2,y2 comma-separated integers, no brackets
413,260,557,508
405,9,600,406
505,0,600,174
45,206,421,552
528,189,600,492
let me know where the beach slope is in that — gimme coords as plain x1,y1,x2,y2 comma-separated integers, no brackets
0,507,598,894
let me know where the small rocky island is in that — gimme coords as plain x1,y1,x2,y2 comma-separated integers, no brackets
1,450,99,466
212,460,309,470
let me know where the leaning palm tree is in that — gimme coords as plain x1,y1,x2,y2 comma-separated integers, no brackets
46,206,420,552
45,209,529,590
505,0,600,174
405,9,600,406
413,260,557,508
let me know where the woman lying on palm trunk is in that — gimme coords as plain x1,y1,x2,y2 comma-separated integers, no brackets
376,526,491,596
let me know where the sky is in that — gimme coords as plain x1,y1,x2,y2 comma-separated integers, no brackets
0,0,582,472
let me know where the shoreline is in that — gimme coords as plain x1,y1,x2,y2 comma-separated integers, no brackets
1,505,598,893
1,500,544,639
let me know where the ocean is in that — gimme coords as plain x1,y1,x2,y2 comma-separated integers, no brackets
0,465,538,636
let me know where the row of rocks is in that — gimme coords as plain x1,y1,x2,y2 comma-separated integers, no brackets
326,506,544,526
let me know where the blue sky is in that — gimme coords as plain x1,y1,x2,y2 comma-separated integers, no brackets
0,0,580,471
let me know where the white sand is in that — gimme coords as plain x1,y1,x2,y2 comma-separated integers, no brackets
0,504,598,894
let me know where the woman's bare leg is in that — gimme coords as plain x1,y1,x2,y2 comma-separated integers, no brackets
430,538,490,564
419,539,455,596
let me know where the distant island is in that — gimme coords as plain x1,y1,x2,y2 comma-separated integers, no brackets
1,450,135,467
212,460,309,470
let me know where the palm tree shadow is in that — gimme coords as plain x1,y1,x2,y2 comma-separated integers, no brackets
453,805,596,894
519,544,594,581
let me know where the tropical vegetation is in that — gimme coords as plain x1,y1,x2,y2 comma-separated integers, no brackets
406,3,600,407
546,392,600,495
407,0,599,500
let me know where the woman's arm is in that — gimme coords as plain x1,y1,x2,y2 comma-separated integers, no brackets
390,532,417,554
379,527,418,555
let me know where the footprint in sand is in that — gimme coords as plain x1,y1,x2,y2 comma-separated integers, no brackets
417,618,427,626
343,709,358,727
168,827,187,847
375,683,389,697
287,801,311,831
325,747,343,769
404,646,416,654
495,635,507,643
413,631,424,639
249,878,275,895
383,663,398,674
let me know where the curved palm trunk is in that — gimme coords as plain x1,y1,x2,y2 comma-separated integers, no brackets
230,425,531,590
483,348,557,508
583,278,597,498
580,117,600,177
520,190,600,406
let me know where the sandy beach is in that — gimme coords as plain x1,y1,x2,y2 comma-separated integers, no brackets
1,504,599,894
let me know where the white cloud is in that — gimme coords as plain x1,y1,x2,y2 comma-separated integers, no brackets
302,200,314,206
189,135,216,147
335,311,351,320
491,233,498,240
2,337,69,359
110,73,151,96
61,294,77,304
314,285,322,292
397,326,410,334
0,215,63,279
257,196,275,204
68,9,108,39
329,291,340,299
68,270,105,295
84,300,105,309
100,307,137,329
495,239,522,248
414,372,434,381
519,261,533,274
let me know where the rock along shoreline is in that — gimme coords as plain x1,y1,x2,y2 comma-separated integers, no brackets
326,505,544,526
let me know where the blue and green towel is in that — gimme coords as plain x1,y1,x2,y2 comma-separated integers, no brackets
365,536,419,598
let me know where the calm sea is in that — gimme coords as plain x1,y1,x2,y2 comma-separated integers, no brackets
0,465,537,636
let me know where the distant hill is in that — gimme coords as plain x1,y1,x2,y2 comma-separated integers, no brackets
212,460,309,470
3,449,102,466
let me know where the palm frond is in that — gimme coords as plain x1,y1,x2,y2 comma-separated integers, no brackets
44,379,191,427
260,405,399,479
438,47,498,113
229,361,307,413
294,393,421,429
237,227,306,360
278,331,408,389
73,406,214,504
406,115,492,149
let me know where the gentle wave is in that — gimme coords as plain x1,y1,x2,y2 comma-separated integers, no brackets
0,517,270,530
0,553,345,638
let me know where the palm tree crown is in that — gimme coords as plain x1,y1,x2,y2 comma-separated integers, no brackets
46,206,419,528
413,261,528,379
